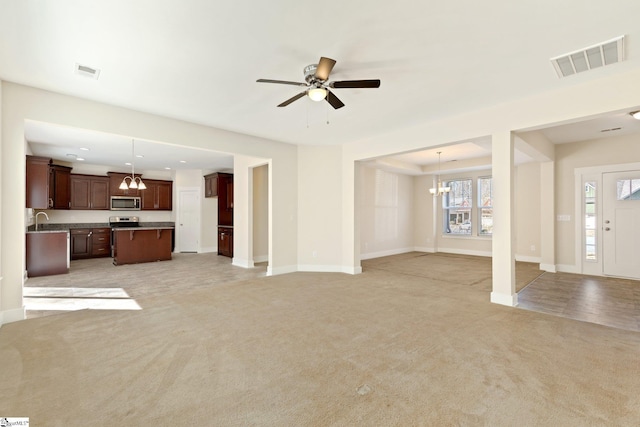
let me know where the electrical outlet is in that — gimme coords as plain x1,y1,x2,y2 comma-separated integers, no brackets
530,245,536,252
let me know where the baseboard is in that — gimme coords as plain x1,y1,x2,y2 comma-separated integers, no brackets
556,264,579,274
360,247,415,261
539,263,557,273
515,255,542,263
490,292,518,307
267,265,297,276
297,265,362,274
437,247,492,258
232,258,254,269
413,246,436,253
0,306,26,326
253,254,268,263
199,246,217,254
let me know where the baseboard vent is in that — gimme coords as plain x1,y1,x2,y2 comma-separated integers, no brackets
550,35,625,78
74,63,101,80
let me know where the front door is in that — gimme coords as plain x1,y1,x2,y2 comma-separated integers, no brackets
602,171,640,279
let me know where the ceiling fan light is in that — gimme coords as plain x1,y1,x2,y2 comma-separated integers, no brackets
129,180,138,189
137,179,147,190
308,88,327,102
119,179,129,190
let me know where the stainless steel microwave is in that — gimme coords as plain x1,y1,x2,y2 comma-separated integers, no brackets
110,196,141,211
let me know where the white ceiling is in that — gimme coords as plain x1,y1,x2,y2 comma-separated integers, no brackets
3,1,640,172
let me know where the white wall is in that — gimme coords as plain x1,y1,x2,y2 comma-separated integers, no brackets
359,164,415,260
297,145,343,272
515,162,542,262
1,81,298,324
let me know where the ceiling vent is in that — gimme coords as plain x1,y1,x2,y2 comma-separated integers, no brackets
74,63,100,80
550,35,625,78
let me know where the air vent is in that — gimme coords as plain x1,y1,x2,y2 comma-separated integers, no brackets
74,63,101,80
550,36,625,78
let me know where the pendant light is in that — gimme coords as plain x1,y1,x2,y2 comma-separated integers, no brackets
119,139,146,190
429,151,451,196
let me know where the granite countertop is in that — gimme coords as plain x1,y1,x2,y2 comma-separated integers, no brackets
26,222,175,232
26,229,70,234
113,226,175,231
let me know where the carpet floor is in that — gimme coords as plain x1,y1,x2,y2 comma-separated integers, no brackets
1,253,639,426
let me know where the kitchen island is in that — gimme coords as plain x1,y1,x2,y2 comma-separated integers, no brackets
112,227,173,266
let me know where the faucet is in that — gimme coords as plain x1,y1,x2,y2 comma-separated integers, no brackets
35,211,49,231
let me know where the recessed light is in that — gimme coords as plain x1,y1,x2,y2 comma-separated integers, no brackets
125,162,132,166
79,147,90,151
179,160,187,164
136,154,144,158
164,167,171,170
77,157,85,161
630,111,640,120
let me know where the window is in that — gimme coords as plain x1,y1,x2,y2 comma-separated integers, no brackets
478,177,493,235
585,181,596,261
616,178,640,200
443,179,472,235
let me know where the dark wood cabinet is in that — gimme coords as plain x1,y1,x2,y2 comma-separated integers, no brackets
26,156,73,209
26,232,69,277
141,179,173,210
91,227,111,257
71,227,111,260
49,165,72,209
218,227,234,257
26,156,51,209
205,172,234,257
70,175,109,210
204,173,218,197
70,229,92,259
113,228,172,265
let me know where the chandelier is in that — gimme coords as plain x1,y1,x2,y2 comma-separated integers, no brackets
119,139,146,190
429,151,450,196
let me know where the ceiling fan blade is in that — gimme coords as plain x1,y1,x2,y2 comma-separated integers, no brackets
257,79,307,87
325,90,345,109
315,57,336,81
277,91,307,107
331,79,381,89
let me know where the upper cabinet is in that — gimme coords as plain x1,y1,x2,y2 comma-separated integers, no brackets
26,156,51,209
49,164,72,209
26,156,71,209
70,175,110,210
141,179,173,211
204,172,233,226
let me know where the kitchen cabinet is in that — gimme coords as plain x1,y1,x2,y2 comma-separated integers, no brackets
70,175,110,210
113,228,172,265
26,231,69,277
218,227,233,257
141,179,173,210
204,173,218,197
107,172,142,197
205,172,234,257
26,156,52,209
26,156,73,209
91,228,111,257
49,165,72,209
70,229,92,259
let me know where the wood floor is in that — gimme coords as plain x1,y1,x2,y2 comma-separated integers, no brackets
23,252,640,332
517,271,640,332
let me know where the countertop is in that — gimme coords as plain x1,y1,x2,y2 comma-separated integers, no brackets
112,226,175,231
26,230,70,234
26,222,175,232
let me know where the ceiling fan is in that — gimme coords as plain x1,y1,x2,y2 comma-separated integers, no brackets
256,57,381,109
